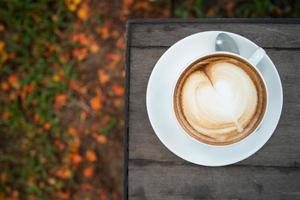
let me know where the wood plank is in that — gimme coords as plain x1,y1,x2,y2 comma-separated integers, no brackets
129,22,300,48
128,162,300,200
128,47,300,167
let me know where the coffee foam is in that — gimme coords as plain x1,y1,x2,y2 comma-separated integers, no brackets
174,55,267,145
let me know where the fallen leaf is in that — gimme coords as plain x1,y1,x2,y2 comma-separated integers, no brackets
68,127,78,137
9,91,18,100
83,166,94,177
57,191,70,200
90,96,102,111
7,52,15,60
56,168,72,179
111,30,119,38
54,139,66,151
77,3,90,21
90,43,100,53
121,69,125,78
106,53,122,69
71,153,82,164
116,37,125,49
59,53,70,63
98,69,110,84
0,41,5,52
113,98,123,109
80,110,89,122
69,80,87,94
66,2,77,12
69,137,81,153
112,84,124,96
12,190,19,200
2,112,9,120
100,115,111,126
99,188,109,200
23,83,35,93
52,74,61,82
86,150,97,162
72,48,88,61
1,81,9,91
134,2,150,10
78,33,91,46
47,178,56,185
55,94,68,109
0,24,4,32
123,0,134,8
96,26,110,40
43,122,51,130
73,22,81,30
8,74,20,89
80,183,92,190
94,134,107,144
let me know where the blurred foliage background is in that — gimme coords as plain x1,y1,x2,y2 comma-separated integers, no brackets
0,0,299,199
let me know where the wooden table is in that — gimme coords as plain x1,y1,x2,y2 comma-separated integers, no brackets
124,19,300,200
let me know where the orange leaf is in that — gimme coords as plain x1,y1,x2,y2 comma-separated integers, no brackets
86,150,97,162
83,166,94,177
134,2,150,10
77,3,90,21
43,122,51,130
106,53,121,69
90,96,102,111
113,98,123,109
8,74,20,89
56,168,72,179
1,81,9,91
96,26,110,40
68,127,78,137
90,43,100,53
112,84,124,96
94,134,107,144
116,37,125,49
57,191,70,200
121,69,126,78
23,83,35,93
71,153,82,164
69,80,87,95
55,94,68,109
0,24,4,32
12,190,19,200
111,30,119,38
98,69,110,84
69,138,81,153
2,112,9,120
123,0,134,8
100,115,111,126
72,48,88,61
0,41,5,52
80,183,92,190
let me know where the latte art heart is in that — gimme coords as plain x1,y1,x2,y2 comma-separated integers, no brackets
174,55,267,145
182,62,257,136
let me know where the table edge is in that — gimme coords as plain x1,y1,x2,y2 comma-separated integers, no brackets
126,18,300,25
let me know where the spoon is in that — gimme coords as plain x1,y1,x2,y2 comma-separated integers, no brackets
215,33,240,54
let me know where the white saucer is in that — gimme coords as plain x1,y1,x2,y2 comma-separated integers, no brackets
146,31,283,166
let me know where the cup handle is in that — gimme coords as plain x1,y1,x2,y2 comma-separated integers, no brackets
248,47,266,66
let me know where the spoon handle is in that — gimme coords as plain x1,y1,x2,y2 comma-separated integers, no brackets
248,47,265,66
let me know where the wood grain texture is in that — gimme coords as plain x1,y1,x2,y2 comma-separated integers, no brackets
128,163,300,200
125,20,300,200
129,20,300,48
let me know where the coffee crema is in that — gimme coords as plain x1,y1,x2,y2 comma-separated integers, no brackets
174,54,267,145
